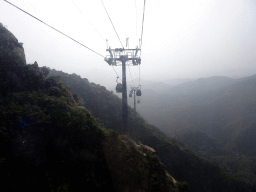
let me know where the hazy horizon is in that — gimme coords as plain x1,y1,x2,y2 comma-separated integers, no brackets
1,0,256,89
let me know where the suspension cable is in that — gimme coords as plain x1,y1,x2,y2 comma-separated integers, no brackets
135,0,138,47
128,65,134,86
69,0,105,42
139,64,141,86
4,0,105,58
111,65,120,79
101,0,124,48
139,0,146,57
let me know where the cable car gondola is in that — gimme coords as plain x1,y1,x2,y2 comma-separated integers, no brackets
116,83,122,93
136,89,142,96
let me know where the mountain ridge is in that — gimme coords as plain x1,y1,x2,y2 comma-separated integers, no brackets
0,23,185,192
133,72,256,185
1,22,255,192
48,69,255,192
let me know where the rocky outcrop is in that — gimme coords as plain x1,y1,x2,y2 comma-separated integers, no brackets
121,135,156,153
67,90,77,107
0,23,26,64
12,42,26,64
138,144,156,153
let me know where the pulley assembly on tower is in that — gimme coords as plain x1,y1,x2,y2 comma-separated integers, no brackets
104,46,141,66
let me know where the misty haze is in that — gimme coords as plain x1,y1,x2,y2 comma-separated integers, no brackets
1,0,256,191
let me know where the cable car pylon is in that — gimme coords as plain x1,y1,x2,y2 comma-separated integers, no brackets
105,43,141,133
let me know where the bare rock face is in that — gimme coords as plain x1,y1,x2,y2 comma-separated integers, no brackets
0,23,26,64
12,43,26,64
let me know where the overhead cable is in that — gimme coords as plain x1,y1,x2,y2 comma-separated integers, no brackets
101,0,124,48
4,0,105,58
139,64,141,85
128,65,134,86
111,65,120,79
140,0,146,57
135,0,138,47
69,0,105,42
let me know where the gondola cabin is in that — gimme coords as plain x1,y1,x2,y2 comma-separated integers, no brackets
129,93,132,97
116,83,122,93
136,89,142,96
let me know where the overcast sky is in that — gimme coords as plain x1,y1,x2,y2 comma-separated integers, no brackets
1,0,256,89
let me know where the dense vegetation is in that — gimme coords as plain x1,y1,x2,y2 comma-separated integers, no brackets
0,24,183,192
49,69,255,191
1,23,255,191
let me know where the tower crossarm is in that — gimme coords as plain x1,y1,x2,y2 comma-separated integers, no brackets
105,48,141,65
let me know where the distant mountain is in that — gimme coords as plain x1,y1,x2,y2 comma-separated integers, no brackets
162,78,192,86
163,76,240,96
126,78,172,94
137,76,241,132
135,73,256,185
139,74,256,142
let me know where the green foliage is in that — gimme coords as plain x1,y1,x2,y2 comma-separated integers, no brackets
40,66,50,77
48,69,256,192
0,28,181,191
0,88,179,191
176,182,189,192
0,89,114,191
72,93,79,103
2,25,254,191
103,135,177,192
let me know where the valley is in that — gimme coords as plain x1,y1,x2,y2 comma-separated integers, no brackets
134,75,256,185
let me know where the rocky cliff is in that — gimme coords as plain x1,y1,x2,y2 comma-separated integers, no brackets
0,22,26,64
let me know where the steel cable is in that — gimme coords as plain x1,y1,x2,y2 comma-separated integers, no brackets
101,0,124,48
4,0,105,58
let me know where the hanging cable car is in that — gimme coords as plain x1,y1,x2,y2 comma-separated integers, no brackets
137,58,141,65
129,92,132,97
137,99,140,104
136,89,142,96
116,83,122,93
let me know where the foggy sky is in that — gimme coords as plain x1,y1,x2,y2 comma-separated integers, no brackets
1,0,256,89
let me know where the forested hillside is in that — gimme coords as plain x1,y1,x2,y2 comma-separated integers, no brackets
1,23,255,192
48,69,255,192
0,23,185,192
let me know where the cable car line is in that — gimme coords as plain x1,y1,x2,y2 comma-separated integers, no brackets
135,0,138,47
69,0,105,42
100,0,124,48
139,64,141,86
128,65,134,86
139,0,146,57
111,65,120,79
4,0,105,58
101,0,146,131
